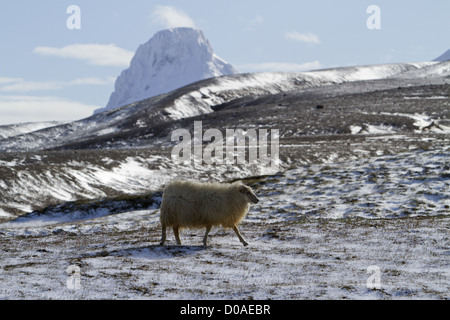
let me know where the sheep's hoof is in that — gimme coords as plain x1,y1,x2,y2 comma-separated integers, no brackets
159,241,165,246
242,241,249,247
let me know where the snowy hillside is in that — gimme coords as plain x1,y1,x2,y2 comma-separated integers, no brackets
165,61,447,120
0,121,66,140
1,60,449,153
98,28,238,113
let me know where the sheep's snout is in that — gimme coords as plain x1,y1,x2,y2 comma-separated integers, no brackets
250,194,259,204
238,185,259,204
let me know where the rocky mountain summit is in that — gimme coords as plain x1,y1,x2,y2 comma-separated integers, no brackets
98,28,238,113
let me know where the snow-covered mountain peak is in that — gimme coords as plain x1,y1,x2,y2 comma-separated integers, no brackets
97,27,238,113
434,48,450,62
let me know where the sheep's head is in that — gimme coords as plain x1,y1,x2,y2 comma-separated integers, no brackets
238,184,259,204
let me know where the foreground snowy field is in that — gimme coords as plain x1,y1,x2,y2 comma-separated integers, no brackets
1,146,448,300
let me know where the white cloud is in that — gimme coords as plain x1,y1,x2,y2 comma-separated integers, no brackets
152,6,196,29
0,77,23,85
238,61,322,73
0,95,100,125
33,44,134,67
69,77,115,86
242,14,264,31
285,31,321,45
0,77,115,93
1,81,64,92
250,15,264,25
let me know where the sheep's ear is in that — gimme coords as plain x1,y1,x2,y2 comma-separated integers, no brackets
238,185,248,193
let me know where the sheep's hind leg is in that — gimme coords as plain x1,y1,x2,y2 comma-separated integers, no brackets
232,226,249,246
160,224,167,246
203,225,212,246
173,226,182,245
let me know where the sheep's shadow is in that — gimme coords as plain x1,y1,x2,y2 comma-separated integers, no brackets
112,244,208,260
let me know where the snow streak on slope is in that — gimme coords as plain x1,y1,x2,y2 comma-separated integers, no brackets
0,153,168,220
166,61,445,120
0,121,66,139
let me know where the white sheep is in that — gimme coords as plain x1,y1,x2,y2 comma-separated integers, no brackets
159,180,259,246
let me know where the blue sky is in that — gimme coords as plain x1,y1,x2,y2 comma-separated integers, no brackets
0,0,449,125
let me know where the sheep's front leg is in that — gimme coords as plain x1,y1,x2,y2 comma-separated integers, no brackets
173,226,182,245
160,223,167,246
203,225,212,246
232,226,249,246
